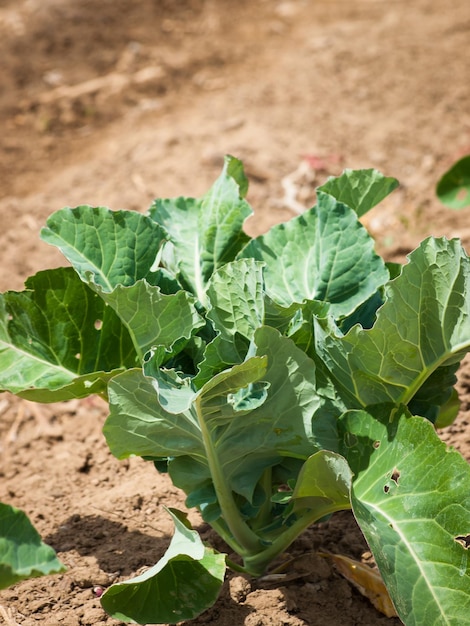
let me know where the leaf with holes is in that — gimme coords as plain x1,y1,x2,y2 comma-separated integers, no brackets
339,406,470,626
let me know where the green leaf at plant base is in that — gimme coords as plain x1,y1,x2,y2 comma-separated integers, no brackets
315,237,470,411
148,155,252,305
0,502,65,589
318,168,399,217
0,268,136,401
100,508,225,624
40,206,168,291
339,406,470,626
239,191,389,318
191,327,340,502
436,155,470,209
291,450,352,517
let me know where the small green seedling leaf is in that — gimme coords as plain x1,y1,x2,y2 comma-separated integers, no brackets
0,502,65,589
100,508,226,624
318,168,399,217
436,155,470,209
339,406,470,626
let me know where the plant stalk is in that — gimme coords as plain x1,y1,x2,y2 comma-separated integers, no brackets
194,395,262,556
241,502,351,577
250,467,273,532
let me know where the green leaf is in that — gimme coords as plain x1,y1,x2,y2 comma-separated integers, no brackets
407,361,460,424
314,237,470,412
149,156,252,305
206,258,265,340
239,191,389,317
225,153,249,197
436,155,470,209
197,355,269,421
100,508,225,624
0,268,136,401
318,168,399,217
291,450,352,517
193,327,340,501
103,368,202,461
194,258,265,386
104,327,341,509
40,206,167,291
102,281,205,359
0,502,65,589
192,332,249,389
339,406,470,626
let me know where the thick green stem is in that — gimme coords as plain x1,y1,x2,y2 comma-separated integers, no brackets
241,503,352,577
250,467,273,532
208,518,247,556
194,395,261,556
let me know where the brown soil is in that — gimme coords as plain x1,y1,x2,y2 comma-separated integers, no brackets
0,1,469,624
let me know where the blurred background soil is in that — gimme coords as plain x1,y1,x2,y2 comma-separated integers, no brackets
0,1,469,624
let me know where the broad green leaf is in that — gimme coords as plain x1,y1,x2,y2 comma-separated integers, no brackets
104,327,341,508
206,259,264,339
40,207,187,359
339,406,470,626
291,450,352,517
313,237,470,413
102,281,204,359
192,332,249,389
149,156,252,305
0,502,65,589
194,259,264,386
104,368,202,460
41,206,167,291
436,155,470,209
318,168,399,217
0,268,136,401
100,508,225,624
239,191,389,317
177,328,341,503
197,355,269,420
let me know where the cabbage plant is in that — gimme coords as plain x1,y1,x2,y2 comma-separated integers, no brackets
1,157,470,625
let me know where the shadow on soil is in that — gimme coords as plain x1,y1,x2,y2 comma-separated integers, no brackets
45,513,169,575
45,513,254,625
